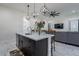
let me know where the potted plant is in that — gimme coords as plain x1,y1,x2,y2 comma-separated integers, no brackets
35,21,45,35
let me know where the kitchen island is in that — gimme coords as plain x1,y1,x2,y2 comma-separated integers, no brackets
16,32,54,56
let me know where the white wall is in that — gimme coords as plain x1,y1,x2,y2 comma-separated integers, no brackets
50,18,79,32
0,6,24,43
23,16,79,32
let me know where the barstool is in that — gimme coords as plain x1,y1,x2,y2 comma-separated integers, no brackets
51,31,56,56
45,30,56,56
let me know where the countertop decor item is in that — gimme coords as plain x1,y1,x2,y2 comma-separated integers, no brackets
35,21,45,35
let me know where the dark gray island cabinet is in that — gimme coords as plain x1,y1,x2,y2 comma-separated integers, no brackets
16,33,54,56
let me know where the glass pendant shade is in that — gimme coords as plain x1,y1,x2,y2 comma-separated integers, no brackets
26,15,30,20
32,12,39,18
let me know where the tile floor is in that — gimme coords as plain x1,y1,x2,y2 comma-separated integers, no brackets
53,42,79,56
0,39,16,56
0,40,79,56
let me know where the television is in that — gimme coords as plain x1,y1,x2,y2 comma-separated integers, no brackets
54,23,63,29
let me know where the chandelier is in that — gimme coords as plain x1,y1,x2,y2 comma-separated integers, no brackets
40,3,50,16
50,10,60,17
25,3,60,20
40,3,60,17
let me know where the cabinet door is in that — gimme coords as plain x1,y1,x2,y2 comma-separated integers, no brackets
16,34,23,49
21,36,35,56
67,32,79,45
55,32,67,43
35,38,48,56
16,34,19,47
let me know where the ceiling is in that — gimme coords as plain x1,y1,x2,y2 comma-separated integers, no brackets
0,3,79,19
0,3,79,13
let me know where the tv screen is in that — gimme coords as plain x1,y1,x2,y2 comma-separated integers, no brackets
54,23,63,29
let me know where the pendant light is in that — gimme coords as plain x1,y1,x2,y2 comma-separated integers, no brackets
32,2,39,18
26,4,30,20
40,3,50,16
40,3,60,17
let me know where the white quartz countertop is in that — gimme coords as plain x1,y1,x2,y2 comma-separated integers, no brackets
16,32,54,41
